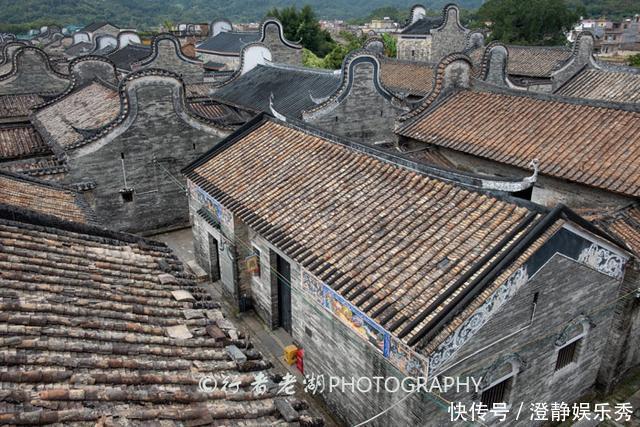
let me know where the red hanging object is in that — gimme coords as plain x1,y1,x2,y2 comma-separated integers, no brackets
296,348,304,374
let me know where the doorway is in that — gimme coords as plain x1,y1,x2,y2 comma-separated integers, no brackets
208,234,220,281
276,254,292,333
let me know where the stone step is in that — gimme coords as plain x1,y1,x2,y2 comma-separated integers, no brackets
186,260,208,283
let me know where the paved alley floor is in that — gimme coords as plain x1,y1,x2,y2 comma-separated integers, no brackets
151,227,342,426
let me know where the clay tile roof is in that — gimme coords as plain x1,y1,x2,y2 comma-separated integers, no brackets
506,45,572,78
107,43,152,71
584,203,640,258
188,100,247,124
0,94,44,119
33,82,120,149
397,89,640,197
213,64,340,119
0,171,93,223
379,58,435,96
400,16,443,35
555,68,640,103
196,31,260,55
185,82,216,97
181,42,196,58
64,41,94,57
0,124,50,160
189,100,230,119
0,210,318,425
0,155,68,178
82,21,119,32
185,117,552,353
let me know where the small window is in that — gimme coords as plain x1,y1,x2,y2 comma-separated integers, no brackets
481,377,512,407
120,188,134,203
411,49,416,57
555,338,582,371
249,246,261,277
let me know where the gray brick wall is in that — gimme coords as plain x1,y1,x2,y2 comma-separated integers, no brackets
418,145,635,209
397,37,431,62
306,61,404,145
290,254,620,426
0,49,69,95
598,267,640,391
430,8,469,63
262,24,302,66
190,198,238,299
66,82,226,233
141,39,204,83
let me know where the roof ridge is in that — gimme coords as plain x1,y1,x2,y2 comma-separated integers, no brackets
0,203,166,248
0,169,77,192
473,80,640,112
62,68,235,151
183,113,549,214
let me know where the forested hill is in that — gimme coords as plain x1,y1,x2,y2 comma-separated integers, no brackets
1,0,636,32
0,0,482,30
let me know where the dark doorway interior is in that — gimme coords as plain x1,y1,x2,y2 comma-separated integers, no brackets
208,234,220,281
276,254,292,333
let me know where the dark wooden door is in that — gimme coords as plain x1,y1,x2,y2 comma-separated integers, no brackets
276,254,292,333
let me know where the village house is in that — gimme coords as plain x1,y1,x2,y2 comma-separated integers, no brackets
396,47,640,390
27,55,238,234
208,45,443,145
130,34,204,84
598,15,640,56
196,18,302,71
0,46,70,97
0,172,322,426
0,55,117,180
397,48,640,211
469,32,640,97
182,113,630,426
550,33,640,103
397,4,483,63
80,21,121,40
0,46,71,178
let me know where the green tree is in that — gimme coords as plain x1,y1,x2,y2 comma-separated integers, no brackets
629,54,640,68
162,20,174,32
479,0,579,45
266,5,335,57
381,33,397,57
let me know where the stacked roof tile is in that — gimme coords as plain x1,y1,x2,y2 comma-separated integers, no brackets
189,100,249,124
0,94,44,120
196,31,260,55
106,44,152,71
379,58,434,97
184,116,558,353
0,171,93,223
586,203,640,258
32,82,120,149
82,21,120,32
0,125,49,160
506,45,572,79
556,68,640,103
0,203,318,425
213,64,340,119
397,89,640,197
0,155,67,178
400,16,444,35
